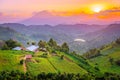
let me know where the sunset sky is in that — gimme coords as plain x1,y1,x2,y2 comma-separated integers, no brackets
0,0,120,24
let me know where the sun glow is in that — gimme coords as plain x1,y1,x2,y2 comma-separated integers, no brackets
91,4,104,13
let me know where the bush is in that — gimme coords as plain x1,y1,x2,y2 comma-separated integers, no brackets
115,60,120,66
20,59,24,65
61,55,64,60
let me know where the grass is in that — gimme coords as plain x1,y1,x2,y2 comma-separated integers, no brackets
90,45,120,74
59,52,102,75
0,50,24,72
26,57,57,76
48,56,87,74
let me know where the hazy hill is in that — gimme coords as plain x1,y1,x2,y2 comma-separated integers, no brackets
0,26,29,45
0,23,120,53
81,24,120,49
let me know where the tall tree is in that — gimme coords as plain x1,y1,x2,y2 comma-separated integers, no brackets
48,38,57,48
38,40,46,48
32,42,36,45
4,39,21,49
61,42,69,53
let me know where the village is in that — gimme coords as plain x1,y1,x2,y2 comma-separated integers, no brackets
9,39,71,73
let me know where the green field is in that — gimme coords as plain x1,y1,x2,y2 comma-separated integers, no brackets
48,56,87,74
27,57,57,75
90,45,120,74
1,45,119,76
0,50,88,76
0,50,31,72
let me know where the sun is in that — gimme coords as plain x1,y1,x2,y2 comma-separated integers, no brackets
91,4,103,13
93,7,102,13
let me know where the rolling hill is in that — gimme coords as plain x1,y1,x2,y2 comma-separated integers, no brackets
0,23,120,54
0,50,89,76
70,24,120,53
90,44,120,74
0,26,30,45
0,23,107,53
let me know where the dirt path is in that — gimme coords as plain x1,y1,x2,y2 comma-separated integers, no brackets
64,56,73,62
23,56,27,73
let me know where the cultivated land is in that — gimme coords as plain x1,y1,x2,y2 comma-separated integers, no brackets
0,50,88,76
90,45,120,74
0,42,120,76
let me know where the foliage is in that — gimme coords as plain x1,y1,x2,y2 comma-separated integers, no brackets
61,42,69,53
115,60,120,66
1,39,21,50
38,40,46,48
1,44,9,50
31,42,36,45
61,55,64,60
83,48,101,59
20,59,24,65
116,38,120,44
0,70,120,80
48,38,57,48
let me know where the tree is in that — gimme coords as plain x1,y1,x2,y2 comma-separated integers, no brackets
38,40,46,48
2,39,21,50
48,38,57,48
109,57,114,65
61,55,64,60
83,48,101,59
116,38,120,44
1,43,9,50
115,60,120,66
32,42,36,45
20,59,24,65
27,42,30,45
61,42,69,53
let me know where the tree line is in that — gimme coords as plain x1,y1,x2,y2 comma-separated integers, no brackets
38,38,69,53
0,38,70,54
83,38,120,59
0,70,120,80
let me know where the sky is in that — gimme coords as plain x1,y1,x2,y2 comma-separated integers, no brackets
0,0,120,24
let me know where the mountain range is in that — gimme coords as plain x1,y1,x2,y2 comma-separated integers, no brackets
0,23,120,53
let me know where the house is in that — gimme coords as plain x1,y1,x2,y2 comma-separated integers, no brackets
13,47,22,50
25,54,32,59
12,46,26,51
25,54,32,62
26,45,39,52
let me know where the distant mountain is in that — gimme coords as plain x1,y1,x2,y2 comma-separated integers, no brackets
70,24,120,53
21,11,102,25
1,23,120,54
0,23,108,53
0,26,29,45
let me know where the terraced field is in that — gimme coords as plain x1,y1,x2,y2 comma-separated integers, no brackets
0,50,88,76
90,45,120,74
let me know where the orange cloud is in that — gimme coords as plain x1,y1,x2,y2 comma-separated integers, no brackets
97,9,120,21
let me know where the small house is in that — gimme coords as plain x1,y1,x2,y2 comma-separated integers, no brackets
25,54,32,62
25,54,32,59
26,45,39,52
13,47,22,50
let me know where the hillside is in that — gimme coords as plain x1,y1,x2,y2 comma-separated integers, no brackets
70,24,120,53
0,26,30,45
89,43,120,74
0,50,89,76
0,23,120,54
0,23,107,53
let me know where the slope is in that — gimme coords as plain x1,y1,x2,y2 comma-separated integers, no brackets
90,44,120,74
0,26,30,45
